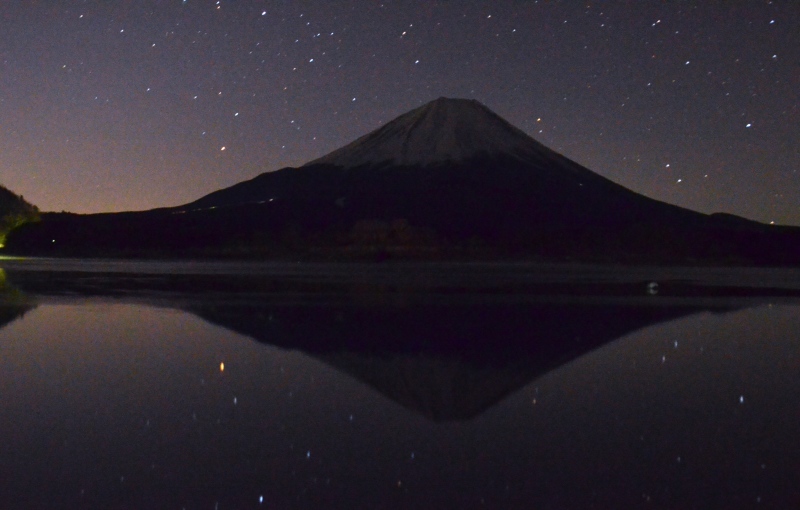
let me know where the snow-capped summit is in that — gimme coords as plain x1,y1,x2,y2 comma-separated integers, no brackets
306,97,552,168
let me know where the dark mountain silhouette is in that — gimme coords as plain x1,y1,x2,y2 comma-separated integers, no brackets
0,184,38,247
5,98,800,263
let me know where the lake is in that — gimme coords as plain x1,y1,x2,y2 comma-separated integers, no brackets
1,258,799,509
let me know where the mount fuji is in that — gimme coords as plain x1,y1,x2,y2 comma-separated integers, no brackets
6,98,800,263
188,97,639,212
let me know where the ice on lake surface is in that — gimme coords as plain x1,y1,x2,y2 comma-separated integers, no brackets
1,258,800,508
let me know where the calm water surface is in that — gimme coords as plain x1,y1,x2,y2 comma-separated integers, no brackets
1,259,799,509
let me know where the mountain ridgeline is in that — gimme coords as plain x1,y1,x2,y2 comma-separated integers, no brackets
5,98,800,264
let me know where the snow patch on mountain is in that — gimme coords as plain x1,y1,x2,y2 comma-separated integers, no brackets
306,97,552,168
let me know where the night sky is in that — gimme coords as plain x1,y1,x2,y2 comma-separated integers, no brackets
1,2,797,225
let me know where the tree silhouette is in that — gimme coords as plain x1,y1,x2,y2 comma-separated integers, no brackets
0,185,39,247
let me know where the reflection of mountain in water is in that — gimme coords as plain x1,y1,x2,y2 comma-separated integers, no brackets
0,264,753,421
189,301,721,421
0,269,36,328
0,304,33,330
321,352,538,422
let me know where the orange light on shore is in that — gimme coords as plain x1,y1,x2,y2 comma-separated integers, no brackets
220,362,225,372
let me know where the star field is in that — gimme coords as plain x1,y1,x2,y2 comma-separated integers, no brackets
0,1,797,225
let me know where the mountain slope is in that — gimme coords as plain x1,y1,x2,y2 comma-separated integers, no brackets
6,98,800,263
176,98,800,263
188,97,635,211
178,98,719,257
